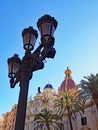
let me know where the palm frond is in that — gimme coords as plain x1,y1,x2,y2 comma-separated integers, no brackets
33,108,63,130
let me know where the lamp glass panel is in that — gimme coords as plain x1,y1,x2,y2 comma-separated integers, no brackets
13,62,20,73
23,33,36,50
51,26,55,36
8,63,13,74
41,22,51,36
30,34,36,48
8,62,20,78
23,33,30,45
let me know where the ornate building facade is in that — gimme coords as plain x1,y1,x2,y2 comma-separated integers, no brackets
0,68,98,130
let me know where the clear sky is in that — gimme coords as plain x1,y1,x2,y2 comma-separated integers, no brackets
0,0,98,117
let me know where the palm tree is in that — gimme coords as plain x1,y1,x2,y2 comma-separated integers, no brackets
79,73,98,112
54,91,86,130
33,108,63,130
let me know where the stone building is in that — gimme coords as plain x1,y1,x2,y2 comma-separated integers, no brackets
0,68,98,130
0,104,17,130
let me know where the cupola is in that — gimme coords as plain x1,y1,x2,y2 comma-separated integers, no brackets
44,83,53,89
60,67,76,91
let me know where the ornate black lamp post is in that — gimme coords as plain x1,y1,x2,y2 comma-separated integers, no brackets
7,14,58,130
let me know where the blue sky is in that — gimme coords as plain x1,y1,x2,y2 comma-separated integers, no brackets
0,0,98,116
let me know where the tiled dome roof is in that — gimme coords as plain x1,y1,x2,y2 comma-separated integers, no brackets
60,67,76,91
60,78,76,91
44,83,53,89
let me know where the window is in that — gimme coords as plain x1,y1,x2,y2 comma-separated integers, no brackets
35,101,40,105
81,117,87,125
34,107,39,112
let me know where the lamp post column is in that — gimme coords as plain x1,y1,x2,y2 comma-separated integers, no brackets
15,57,32,130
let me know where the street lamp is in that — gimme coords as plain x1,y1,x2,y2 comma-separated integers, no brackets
7,14,58,130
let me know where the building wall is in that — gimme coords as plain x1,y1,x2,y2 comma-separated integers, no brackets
25,87,98,130
0,87,98,130
0,105,17,130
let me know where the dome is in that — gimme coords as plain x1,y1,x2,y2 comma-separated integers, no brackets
60,78,76,91
60,67,76,91
44,83,53,89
